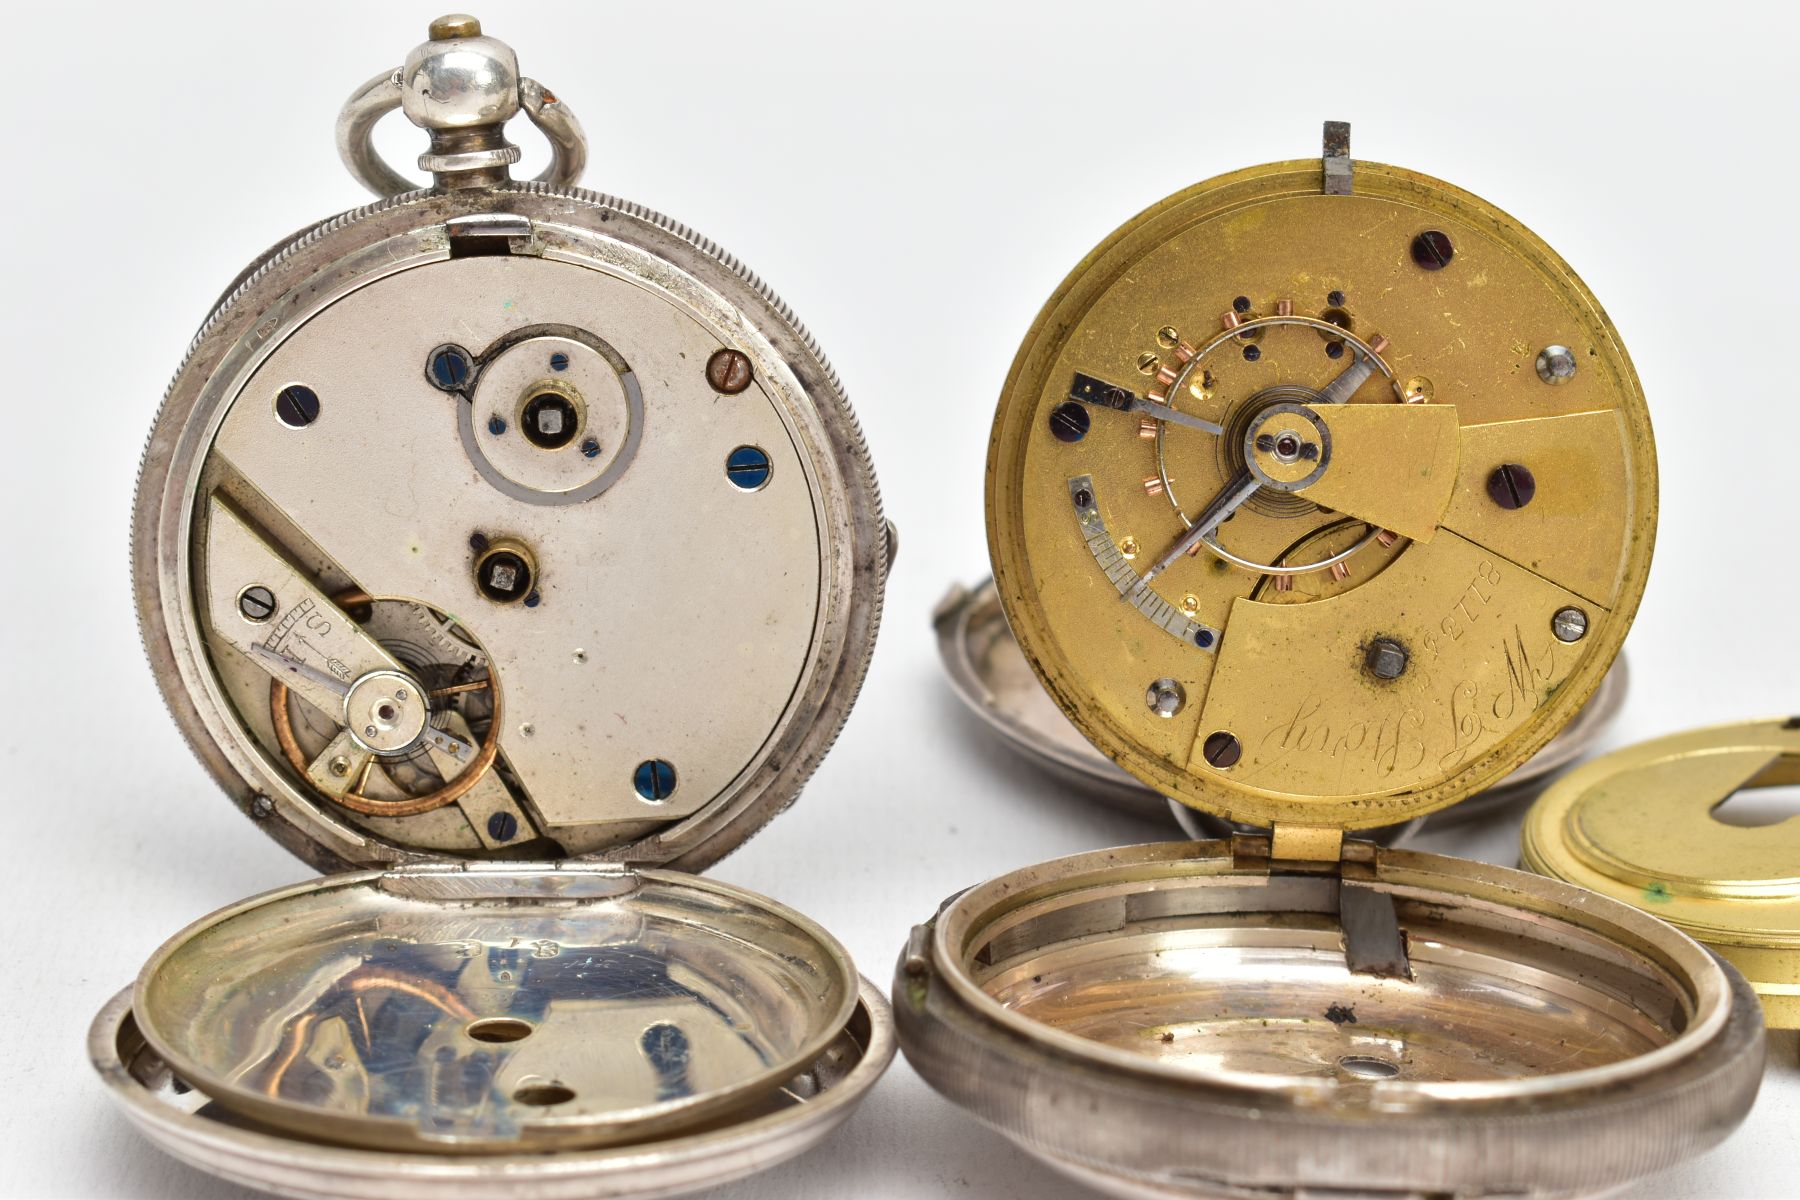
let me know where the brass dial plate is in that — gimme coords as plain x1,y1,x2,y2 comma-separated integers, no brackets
1523,718,1800,1027
987,156,1655,833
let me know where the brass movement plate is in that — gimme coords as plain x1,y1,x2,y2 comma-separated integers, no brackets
986,146,1655,836
932,576,1631,824
1523,718,1800,1028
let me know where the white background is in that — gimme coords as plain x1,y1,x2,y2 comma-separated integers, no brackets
3,1,1797,1196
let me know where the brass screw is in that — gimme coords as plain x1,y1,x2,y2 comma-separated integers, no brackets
1136,352,1160,375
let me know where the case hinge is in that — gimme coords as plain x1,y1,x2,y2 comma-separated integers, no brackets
1230,829,1413,980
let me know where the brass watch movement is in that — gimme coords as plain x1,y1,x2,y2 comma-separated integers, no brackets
987,121,1654,844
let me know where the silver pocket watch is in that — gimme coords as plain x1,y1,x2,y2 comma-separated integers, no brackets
97,15,897,1197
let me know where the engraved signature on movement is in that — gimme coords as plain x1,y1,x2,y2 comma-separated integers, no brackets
1441,622,1562,771
1252,623,1565,782
1255,698,1430,779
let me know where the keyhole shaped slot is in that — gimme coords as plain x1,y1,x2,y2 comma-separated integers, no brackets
1711,783,1800,829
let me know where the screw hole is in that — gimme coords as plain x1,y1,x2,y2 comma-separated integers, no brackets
1145,678,1186,718
1338,1054,1400,1079
467,1018,534,1044
512,1081,576,1106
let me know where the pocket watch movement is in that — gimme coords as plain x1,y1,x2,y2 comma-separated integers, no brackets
136,19,886,871
985,122,1655,842
99,16,893,1197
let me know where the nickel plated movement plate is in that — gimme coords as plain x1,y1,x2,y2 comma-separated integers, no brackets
102,15,892,1194
985,124,1656,839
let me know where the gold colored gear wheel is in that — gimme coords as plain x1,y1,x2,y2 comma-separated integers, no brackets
987,152,1655,834
268,589,502,818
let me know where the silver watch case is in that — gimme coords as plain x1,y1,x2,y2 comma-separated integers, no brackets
896,841,1764,1200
